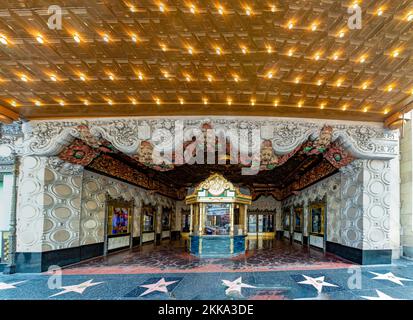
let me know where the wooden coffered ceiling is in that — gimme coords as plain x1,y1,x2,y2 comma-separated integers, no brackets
0,0,413,123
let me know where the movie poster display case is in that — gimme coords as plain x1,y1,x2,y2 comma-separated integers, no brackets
161,207,172,239
309,202,326,249
141,204,157,244
185,173,252,257
282,207,291,239
104,195,134,254
293,206,304,243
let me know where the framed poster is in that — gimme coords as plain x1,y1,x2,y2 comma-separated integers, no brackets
141,205,156,233
181,209,190,232
282,208,290,231
106,198,133,236
309,202,325,235
294,207,303,232
162,207,172,231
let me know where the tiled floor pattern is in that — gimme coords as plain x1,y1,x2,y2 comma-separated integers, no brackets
1,262,413,300
62,240,353,275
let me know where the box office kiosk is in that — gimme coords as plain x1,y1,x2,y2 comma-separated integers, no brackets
185,173,252,258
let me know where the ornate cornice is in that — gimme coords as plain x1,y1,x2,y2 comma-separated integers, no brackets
20,117,399,160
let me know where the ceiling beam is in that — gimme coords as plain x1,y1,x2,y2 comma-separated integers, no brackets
0,105,20,124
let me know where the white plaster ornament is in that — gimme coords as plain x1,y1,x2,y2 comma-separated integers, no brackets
49,279,103,297
139,278,178,297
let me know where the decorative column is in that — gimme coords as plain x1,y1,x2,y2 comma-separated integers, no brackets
3,154,19,274
400,117,413,258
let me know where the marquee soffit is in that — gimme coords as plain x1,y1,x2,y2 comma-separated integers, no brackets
0,1,412,123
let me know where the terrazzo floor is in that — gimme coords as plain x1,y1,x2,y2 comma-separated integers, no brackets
1,240,413,300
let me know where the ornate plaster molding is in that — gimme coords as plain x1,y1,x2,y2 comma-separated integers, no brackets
19,118,398,160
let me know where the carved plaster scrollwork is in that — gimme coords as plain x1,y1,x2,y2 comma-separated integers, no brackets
46,157,84,176
19,118,399,160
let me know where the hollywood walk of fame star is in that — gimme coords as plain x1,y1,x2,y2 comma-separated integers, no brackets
369,271,413,286
49,279,104,297
0,281,26,290
222,277,256,296
139,278,178,297
361,289,404,300
297,275,338,293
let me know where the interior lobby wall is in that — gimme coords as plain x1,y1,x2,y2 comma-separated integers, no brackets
283,158,400,264
15,156,84,272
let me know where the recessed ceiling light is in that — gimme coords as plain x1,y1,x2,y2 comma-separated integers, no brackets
159,3,165,12
245,7,251,16
50,75,57,82
267,72,273,79
392,50,400,58
377,8,383,16
336,80,342,87
131,98,137,105
131,34,138,43
317,79,323,86
190,4,196,14
215,47,221,55
79,74,86,81
188,47,193,55
84,100,89,106
218,6,224,15
185,75,191,82
156,98,161,105
241,46,247,54
108,74,114,81
36,34,44,44
273,99,279,107
267,45,272,54
73,33,81,43
160,43,167,51
250,99,255,106
0,35,8,45
203,98,208,104
179,98,184,105
314,53,320,60
407,12,413,21
59,100,65,106
295,77,300,84
233,75,239,82
35,100,41,106
387,85,393,92
288,49,294,56
227,98,232,105
311,23,318,31
362,82,368,90
107,99,113,105
359,55,366,63
138,72,143,80
338,31,345,38
102,34,110,43
288,22,294,29
20,75,28,82
207,75,213,82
